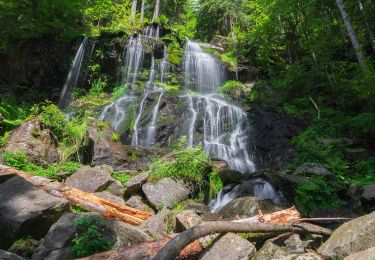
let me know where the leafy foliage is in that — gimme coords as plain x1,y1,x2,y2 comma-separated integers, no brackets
72,215,114,258
295,176,342,215
150,137,212,189
0,150,81,179
111,172,132,186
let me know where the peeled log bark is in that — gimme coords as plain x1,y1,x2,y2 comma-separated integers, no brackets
0,165,151,225
154,221,332,260
80,235,202,260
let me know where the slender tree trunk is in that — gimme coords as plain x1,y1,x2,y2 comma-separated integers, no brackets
358,0,375,54
131,0,138,21
140,0,145,23
335,0,367,68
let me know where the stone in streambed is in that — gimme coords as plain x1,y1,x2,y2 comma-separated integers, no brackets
124,172,149,197
65,165,115,193
125,195,155,215
142,178,190,209
95,191,126,205
140,209,176,239
200,233,256,260
175,210,203,231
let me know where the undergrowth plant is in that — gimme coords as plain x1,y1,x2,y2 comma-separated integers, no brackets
150,137,212,190
71,215,114,258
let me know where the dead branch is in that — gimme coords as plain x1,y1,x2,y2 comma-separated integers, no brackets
153,221,332,260
0,165,151,225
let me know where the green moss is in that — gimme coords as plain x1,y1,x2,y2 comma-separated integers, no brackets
111,172,132,186
111,133,120,143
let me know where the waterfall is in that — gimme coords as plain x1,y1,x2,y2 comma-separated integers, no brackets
140,0,145,22
99,96,136,132
58,37,89,109
144,25,160,40
159,46,170,82
146,91,164,146
184,40,227,93
187,96,198,147
152,0,160,22
131,0,137,20
132,93,149,146
122,35,144,88
209,179,284,212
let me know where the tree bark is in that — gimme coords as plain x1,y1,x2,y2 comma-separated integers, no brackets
80,235,202,260
0,165,151,225
358,0,375,54
153,221,332,260
336,0,367,68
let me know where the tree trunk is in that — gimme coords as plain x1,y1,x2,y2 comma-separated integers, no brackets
140,0,145,23
80,235,202,260
0,165,151,225
336,0,367,68
358,0,375,54
153,221,332,260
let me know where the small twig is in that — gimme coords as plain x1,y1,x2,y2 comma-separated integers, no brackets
309,96,321,119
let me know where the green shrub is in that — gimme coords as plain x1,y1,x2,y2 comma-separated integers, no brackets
0,150,81,179
209,171,223,199
111,133,120,143
295,176,342,215
111,172,132,186
150,137,212,189
71,215,114,258
0,131,10,147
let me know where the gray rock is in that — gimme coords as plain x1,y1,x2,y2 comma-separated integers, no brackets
0,250,24,260
106,180,125,197
125,195,155,215
0,176,69,249
125,172,149,197
142,178,190,209
176,210,203,231
95,191,126,205
65,165,114,193
361,184,375,201
200,233,256,260
140,209,176,239
3,119,58,164
8,238,39,259
32,213,152,260
294,163,334,177
218,197,283,220
344,247,375,260
253,241,288,260
32,213,78,260
318,211,375,258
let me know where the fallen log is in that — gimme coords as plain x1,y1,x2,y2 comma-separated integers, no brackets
153,221,332,260
80,235,202,260
0,165,151,225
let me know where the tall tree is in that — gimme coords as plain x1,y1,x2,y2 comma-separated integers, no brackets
335,0,367,68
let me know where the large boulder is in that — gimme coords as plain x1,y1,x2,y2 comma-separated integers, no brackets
86,120,156,171
200,233,256,260
318,211,375,258
294,163,334,178
86,120,129,170
2,119,58,164
125,195,155,215
142,178,190,209
218,197,283,220
175,210,203,232
32,213,152,260
361,184,375,202
0,250,24,260
124,172,149,197
344,247,375,260
0,176,69,249
140,209,176,239
65,165,115,193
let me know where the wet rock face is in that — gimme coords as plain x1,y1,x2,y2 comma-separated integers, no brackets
218,197,283,220
0,176,69,249
3,119,58,164
200,233,256,260
250,107,308,169
318,210,375,258
0,250,25,260
142,178,190,209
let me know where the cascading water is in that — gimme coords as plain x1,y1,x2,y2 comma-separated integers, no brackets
131,0,137,20
184,40,227,93
152,0,160,22
159,46,170,82
209,179,284,212
58,37,89,109
122,35,144,87
146,91,164,146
